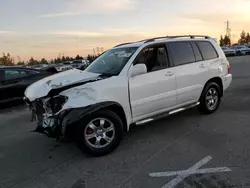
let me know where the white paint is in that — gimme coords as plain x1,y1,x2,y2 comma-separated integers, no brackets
149,156,231,188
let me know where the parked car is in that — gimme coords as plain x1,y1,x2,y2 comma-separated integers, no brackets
230,45,250,55
24,35,232,156
70,60,84,69
0,67,55,103
32,64,49,69
77,63,89,71
40,66,58,74
54,62,73,72
221,46,236,56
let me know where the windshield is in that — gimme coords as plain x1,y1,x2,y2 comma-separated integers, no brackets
85,47,138,75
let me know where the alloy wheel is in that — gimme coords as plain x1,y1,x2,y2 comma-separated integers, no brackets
84,118,115,149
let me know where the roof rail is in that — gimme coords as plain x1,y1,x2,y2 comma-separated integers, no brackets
114,42,133,48
114,35,211,47
143,35,211,43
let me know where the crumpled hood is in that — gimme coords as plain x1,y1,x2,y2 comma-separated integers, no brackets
25,69,100,101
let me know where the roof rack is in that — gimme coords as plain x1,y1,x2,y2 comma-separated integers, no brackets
143,35,211,43
114,35,211,47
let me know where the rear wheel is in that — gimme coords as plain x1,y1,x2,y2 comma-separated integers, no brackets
198,82,221,114
76,109,123,156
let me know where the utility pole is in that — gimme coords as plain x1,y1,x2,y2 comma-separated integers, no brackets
96,47,100,55
226,20,231,40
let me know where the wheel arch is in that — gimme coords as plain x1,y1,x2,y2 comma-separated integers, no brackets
62,101,128,141
203,77,223,97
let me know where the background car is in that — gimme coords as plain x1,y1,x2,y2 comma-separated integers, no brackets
40,66,58,74
221,46,236,56
71,59,90,69
54,62,73,72
0,67,55,103
230,45,250,56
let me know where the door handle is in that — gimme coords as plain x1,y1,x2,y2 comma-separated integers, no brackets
199,64,205,68
165,71,174,76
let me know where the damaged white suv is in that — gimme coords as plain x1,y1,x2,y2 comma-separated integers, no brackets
24,35,232,156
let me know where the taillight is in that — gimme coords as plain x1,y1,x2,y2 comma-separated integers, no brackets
227,61,230,74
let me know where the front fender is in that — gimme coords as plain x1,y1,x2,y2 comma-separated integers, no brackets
59,86,98,112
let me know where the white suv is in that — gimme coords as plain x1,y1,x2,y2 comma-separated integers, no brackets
24,35,232,156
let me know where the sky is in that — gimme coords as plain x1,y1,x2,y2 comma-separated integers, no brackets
0,0,250,61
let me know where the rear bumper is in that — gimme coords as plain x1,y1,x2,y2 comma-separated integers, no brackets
222,74,232,91
224,51,236,55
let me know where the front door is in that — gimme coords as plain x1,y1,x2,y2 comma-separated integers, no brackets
129,44,177,121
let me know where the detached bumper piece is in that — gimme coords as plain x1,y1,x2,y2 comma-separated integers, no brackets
34,120,62,139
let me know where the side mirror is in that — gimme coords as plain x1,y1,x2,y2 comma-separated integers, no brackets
130,64,147,77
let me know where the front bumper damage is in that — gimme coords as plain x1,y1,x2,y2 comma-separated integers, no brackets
24,96,69,140
24,95,99,142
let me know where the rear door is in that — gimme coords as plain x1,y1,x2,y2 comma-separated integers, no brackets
167,41,208,105
129,44,177,121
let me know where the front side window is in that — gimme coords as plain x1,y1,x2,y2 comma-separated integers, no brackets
169,41,196,66
4,70,19,80
134,44,168,72
86,47,138,75
196,41,218,60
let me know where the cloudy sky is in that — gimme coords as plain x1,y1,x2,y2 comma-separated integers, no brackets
0,0,250,61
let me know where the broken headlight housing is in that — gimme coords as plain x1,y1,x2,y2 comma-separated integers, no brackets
44,95,68,114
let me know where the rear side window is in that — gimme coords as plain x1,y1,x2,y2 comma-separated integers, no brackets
196,41,218,60
169,42,195,66
19,70,28,77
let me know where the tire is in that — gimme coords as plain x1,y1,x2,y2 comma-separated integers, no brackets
198,82,221,114
76,109,123,156
236,51,241,56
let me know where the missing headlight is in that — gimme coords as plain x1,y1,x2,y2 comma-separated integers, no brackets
50,95,68,114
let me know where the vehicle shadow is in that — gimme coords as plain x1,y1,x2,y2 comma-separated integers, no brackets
0,100,26,113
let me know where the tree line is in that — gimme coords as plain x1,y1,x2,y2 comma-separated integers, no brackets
2,30,250,66
0,53,100,66
220,30,250,46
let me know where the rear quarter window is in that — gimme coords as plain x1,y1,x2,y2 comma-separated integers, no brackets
196,41,218,60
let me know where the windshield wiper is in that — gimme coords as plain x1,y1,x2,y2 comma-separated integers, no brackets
99,72,117,77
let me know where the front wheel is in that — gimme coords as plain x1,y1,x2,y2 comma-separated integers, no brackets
198,82,221,114
76,109,123,156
